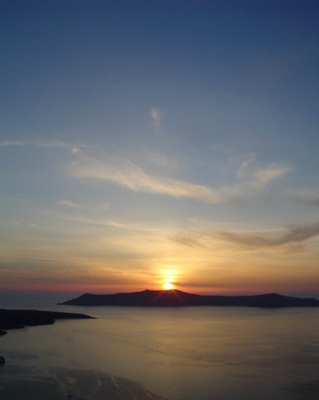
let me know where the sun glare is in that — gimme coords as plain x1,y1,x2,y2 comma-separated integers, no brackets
163,282,174,290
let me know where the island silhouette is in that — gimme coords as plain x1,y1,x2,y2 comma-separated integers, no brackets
60,289,319,308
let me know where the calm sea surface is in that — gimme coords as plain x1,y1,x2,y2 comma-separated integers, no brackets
1,292,319,399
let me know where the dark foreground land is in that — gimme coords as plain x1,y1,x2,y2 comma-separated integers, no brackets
0,367,164,400
60,289,319,308
0,309,94,335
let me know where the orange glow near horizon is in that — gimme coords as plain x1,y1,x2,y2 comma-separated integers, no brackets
163,282,175,290
159,264,178,291
1,282,319,298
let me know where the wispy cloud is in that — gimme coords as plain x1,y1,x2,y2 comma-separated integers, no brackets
236,154,292,189
170,233,207,248
216,222,319,249
34,140,83,154
0,139,83,154
252,163,292,188
69,156,226,204
290,190,319,207
172,221,319,253
236,153,256,178
0,140,25,147
68,152,293,205
150,107,162,129
57,200,80,208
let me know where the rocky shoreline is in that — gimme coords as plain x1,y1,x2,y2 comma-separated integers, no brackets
0,309,95,365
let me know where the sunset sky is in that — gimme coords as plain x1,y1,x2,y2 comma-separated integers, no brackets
1,1,319,295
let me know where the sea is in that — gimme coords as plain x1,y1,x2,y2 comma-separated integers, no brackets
1,291,319,400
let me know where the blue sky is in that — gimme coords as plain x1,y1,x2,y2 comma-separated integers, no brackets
1,0,319,294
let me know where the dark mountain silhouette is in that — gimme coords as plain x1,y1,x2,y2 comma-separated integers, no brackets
60,289,319,308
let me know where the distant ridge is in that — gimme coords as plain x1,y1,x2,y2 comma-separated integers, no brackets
59,289,319,308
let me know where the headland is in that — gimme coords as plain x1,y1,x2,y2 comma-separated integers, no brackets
0,309,95,335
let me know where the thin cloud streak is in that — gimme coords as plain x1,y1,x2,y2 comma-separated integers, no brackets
0,140,25,147
0,139,83,153
170,233,208,249
172,221,319,253
57,200,80,208
69,157,225,204
291,190,319,207
236,155,292,188
216,222,319,249
68,155,292,205
34,140,83,154
55,212,164,234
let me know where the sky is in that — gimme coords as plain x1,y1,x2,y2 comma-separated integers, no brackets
1,0,319,296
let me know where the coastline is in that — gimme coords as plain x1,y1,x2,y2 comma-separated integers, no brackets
0,309,166,400
0,309,95,367
1,306,318,400
0,366,166,400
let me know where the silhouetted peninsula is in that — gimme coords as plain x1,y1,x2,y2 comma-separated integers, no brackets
0,309,95,334
60,289,319,308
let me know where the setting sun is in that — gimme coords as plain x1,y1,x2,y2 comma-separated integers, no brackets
163,282,174,290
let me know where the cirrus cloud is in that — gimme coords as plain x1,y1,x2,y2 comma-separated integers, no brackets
215,222,319,250
252,163,292,188
171,220,319,253
69,156,225,204
68,152,293,206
